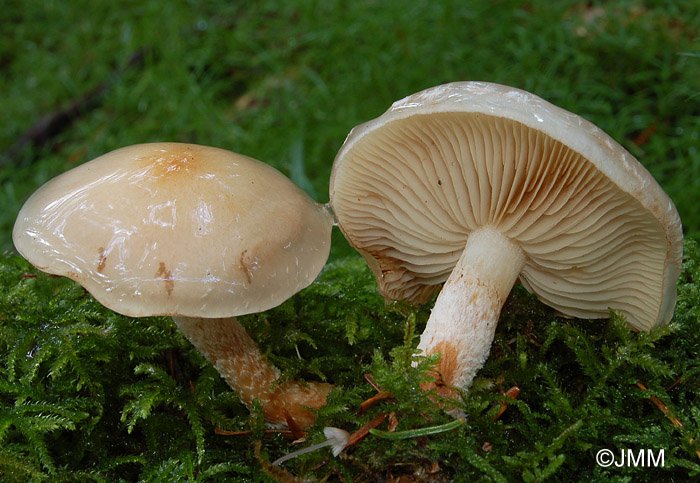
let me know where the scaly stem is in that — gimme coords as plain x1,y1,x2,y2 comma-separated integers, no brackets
417,227,525,397
172,316,332,428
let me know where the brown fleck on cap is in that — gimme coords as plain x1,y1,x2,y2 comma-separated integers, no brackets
330,82,683,331
14,143,333,317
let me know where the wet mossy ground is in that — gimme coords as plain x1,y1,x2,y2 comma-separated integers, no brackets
1,240,698,481
2,1,700,480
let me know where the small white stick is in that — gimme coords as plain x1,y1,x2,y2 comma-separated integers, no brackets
272,427,350,466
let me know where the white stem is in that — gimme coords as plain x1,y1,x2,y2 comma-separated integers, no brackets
272,427,350,466
417,227,525,394
272,440,333,466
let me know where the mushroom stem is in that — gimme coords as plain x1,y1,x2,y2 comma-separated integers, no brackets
272,426,350,466
417,227,525,397
172,316,332,428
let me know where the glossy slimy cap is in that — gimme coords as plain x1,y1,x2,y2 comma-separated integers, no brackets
14,143,333,317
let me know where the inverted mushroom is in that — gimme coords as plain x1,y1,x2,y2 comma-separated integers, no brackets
330,82,683,399
13,142,333,428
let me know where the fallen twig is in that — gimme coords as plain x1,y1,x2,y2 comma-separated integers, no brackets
492,386,520,421
636,380,700,460
346,413,388,448
2,50,147,164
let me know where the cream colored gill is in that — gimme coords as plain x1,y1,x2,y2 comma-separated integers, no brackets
330,82,683,331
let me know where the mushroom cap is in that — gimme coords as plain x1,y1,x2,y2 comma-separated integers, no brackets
329,82,683,331
14,143,333,318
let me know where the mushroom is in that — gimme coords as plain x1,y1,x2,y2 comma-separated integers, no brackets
13,142,334,428
329,82,683,400
271,426,350,466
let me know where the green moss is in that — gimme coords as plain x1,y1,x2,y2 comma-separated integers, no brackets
0,240,698,481
3,0,700,479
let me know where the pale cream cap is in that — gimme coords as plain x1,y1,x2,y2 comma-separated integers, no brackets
14,143,333,317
